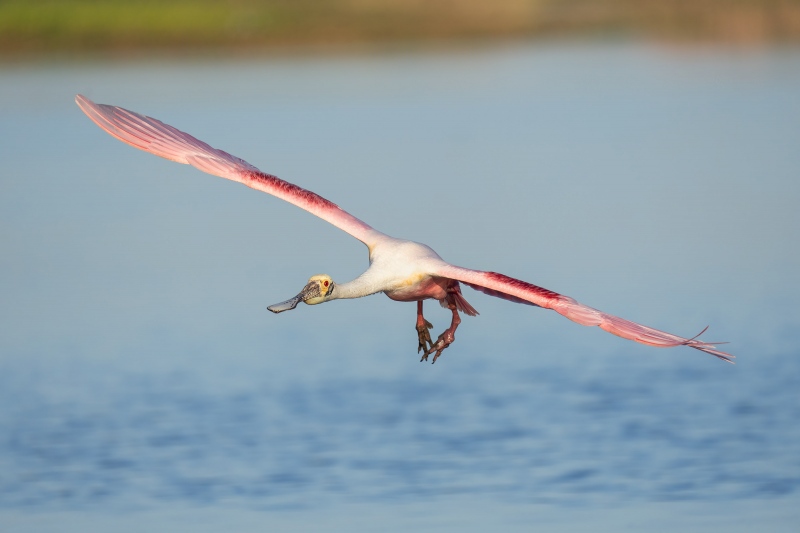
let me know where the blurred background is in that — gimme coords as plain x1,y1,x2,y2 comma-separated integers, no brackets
1,2,799,532
2,0,800,58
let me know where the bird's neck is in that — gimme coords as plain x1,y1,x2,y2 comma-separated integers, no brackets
332,271,387,300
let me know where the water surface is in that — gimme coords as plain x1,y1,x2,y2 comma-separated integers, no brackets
1,44,799,531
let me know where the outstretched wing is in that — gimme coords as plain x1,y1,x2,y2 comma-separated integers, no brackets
434,264,734,363
75,94,384,247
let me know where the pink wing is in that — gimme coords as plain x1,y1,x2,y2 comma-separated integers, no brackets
75,95,383,246
434,264,734,363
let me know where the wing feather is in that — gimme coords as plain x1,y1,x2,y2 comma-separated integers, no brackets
434,264,734,363
75,94,383,246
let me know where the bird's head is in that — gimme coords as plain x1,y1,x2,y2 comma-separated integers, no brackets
267,274,335,313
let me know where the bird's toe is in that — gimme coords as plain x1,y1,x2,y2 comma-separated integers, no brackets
416,320,434,353
423,334,452,364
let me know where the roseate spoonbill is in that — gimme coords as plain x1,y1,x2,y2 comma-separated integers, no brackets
75,95,733,364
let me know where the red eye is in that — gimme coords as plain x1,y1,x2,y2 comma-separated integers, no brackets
323,280,329,287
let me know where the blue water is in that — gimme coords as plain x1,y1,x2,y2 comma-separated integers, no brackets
1,44,799,531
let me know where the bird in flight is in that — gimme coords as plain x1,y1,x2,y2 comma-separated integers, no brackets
75,95,733,364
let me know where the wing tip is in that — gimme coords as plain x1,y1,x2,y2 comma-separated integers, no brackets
690,343,736,364
75,93,94,114
683,325,735,364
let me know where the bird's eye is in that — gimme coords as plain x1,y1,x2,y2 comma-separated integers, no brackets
323,280,329,287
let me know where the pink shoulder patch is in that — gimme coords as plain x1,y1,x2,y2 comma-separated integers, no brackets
483,271,563,302
242,170,340,211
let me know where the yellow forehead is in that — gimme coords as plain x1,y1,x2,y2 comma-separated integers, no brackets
303,274,332,305
308,274,333,293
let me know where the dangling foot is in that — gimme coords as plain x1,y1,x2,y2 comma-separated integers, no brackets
421,297,462,364
415,300,434,354
422,330,455,363
416,319,434,353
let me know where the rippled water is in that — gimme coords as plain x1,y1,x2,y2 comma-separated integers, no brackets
3,353,798,508
2,349,798,531
1,44,799,531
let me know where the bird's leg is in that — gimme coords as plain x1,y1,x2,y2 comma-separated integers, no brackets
415,300,434,354
422,301,462,364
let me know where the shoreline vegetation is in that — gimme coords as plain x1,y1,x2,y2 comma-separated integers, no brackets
2,0,800,59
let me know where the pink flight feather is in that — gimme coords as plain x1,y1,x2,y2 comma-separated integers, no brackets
435,265,734,363
74,95,381,246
